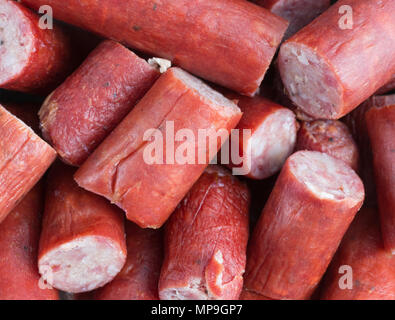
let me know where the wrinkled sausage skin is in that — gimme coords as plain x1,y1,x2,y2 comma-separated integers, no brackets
244,151,364,300
39,40,160,166
75,68,242,229
21,0,288,96
159,166,250,300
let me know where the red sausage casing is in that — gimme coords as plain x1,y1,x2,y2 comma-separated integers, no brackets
296,120,359,171
254,0,330,40
0,183,59,300
75,68,242,229
92,222,163,300
244,151,364,300
39,40,160,166
159,166,250,300
321,207,395,300
0,104,56,223
0,0,73,94
21,0,288,96
226,95,298,179
366,104,395,253
278,0,395,119
38,163,127,293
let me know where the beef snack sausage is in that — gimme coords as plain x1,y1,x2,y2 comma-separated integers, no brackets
226,95,298,179
39,40,160,166
21,0,288,96
366,104,395,253
321,207,395,300
342,95,395,207
159,166,250,300
0,104,56,223
278,0,395,119
38,163,127,293
0,0,74,94
244,151,364,300
254,0,330,40
296,120,359,171
0,183,59,300
75,68,242,229
92,222,163,300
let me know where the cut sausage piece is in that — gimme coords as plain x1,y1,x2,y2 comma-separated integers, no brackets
38,162,127,293
0,0,74,94
75,67,242,229
254,0,330,40
321,207,395,300
296,120,359,171
225,95,298,179
244,151,364,300
92,222,163,300
159,166,250,300
278,0,395,119
272,69,315,121
21,0,288,96
366,104,395,253
345,94,395,147
342,95,395,207
0,104,56,223
39,40,160,166
0,183,59,300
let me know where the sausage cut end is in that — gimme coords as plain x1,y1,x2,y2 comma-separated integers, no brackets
279,43,342,119
38,236,126,293
246,109,297,179
289,151,363,203
0,1,34,85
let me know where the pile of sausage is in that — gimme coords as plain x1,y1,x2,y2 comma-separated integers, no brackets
0,0,394,300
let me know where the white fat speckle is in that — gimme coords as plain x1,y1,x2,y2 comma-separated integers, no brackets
148,57,171,73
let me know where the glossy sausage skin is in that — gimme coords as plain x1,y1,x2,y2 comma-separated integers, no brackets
21,0,288,96
0,104,56,223
159,166,250,300
39,40,160,166
278,0,395,119
296,120,359,171
254,0,330,40
366,104,395,253
38,162,127,293
321,207,395,300
0,0,73,94
75,68,242,229
0,183,59,300
244,151,364,300
92,222,163,300
225,94,298,180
